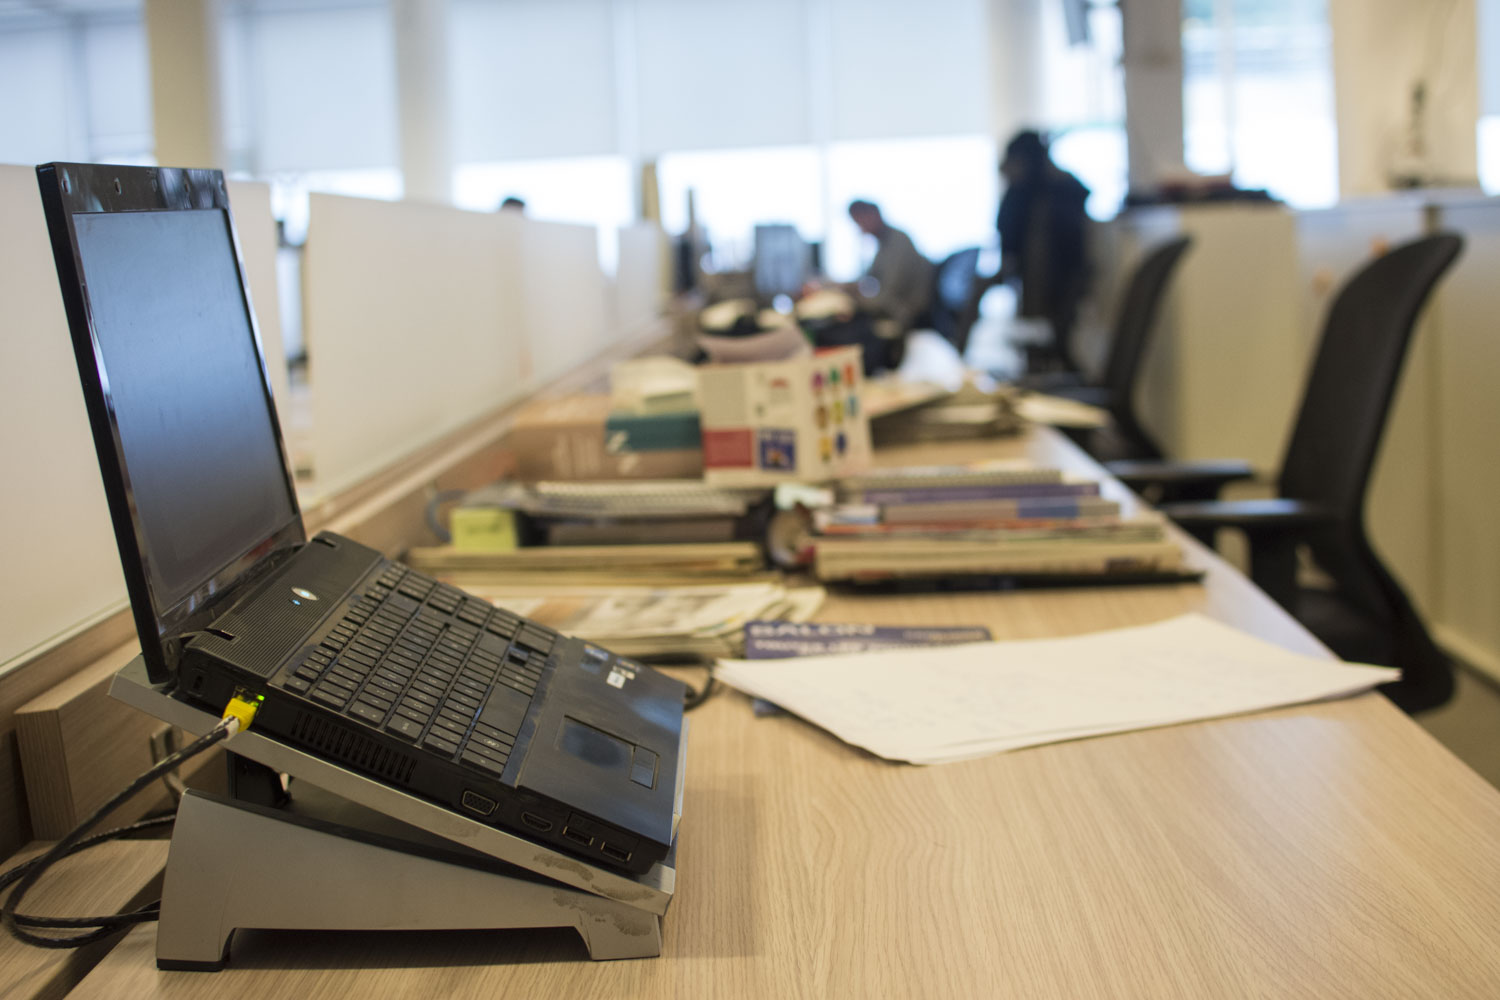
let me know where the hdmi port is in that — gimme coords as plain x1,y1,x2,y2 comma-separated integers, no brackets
600,843,632,864
561,826,594,848
520,812,553,833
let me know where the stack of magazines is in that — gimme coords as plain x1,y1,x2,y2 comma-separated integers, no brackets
810,463,1186,582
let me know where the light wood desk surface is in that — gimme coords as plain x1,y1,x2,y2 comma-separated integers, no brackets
69,428,1500,999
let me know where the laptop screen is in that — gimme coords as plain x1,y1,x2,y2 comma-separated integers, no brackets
72,206,299,612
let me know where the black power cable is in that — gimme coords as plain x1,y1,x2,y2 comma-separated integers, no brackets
0,717,236,949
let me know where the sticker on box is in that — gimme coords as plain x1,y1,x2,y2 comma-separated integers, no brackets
758,428,797,471
702,428,754,468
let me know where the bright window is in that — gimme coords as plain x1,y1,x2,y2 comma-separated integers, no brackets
1036,0,1126,220
1478,116,1500,194
656,146,824,273
823,136,999,281
267,168,404,247
1182,0,1338,207
453,156,634,273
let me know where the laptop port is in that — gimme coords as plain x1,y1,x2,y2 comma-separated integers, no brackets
600,843,632,865
460,790,497,816
561,826,594,848
520,812,553,833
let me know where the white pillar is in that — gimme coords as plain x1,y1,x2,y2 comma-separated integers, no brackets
1329,0,1479,197
392,0,453,203
1120,0,1185,194
988,0,1044,143
144,0,226,168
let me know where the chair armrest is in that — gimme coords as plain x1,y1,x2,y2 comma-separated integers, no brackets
1106,458,1256,502
1157,498,1336,536
1156,498,1336,610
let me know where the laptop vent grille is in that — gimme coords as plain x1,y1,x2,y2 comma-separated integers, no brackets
289,712,418,785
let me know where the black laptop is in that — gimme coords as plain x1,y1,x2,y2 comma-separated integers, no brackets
36,162,686,875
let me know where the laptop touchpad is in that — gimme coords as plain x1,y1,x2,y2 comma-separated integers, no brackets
557,717,632,773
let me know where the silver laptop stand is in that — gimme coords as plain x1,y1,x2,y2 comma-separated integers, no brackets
110,658,682,970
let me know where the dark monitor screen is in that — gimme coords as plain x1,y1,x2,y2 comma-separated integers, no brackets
753,224,809,301
72,208,299,612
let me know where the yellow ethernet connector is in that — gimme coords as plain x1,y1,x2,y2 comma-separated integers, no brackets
221,691,263,733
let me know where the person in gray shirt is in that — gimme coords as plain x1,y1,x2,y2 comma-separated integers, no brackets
846,200,935,343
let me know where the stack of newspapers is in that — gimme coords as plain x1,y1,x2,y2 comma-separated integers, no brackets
811,463,1185,582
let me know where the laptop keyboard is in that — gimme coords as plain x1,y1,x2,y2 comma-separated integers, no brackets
279,563,557,779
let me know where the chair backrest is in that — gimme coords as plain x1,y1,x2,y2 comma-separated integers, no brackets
935,247,982,312
929,246,981,346
1277,233,1463,517
1101,236,1193,398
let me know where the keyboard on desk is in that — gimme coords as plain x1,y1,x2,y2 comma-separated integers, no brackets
282,563,555,781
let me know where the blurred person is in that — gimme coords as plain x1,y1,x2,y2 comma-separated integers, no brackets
498,196,527,213
845,199,935,349
995,130,1090,370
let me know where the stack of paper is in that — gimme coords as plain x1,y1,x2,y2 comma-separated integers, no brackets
458,581,825,660
714,614,1398,763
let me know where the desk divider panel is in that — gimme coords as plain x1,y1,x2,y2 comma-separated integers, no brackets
0,167,281,673
226,181,291,436
302,194,528,498
519,217,611,383
615,222,667,335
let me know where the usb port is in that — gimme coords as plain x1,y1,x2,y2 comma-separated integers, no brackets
561,826,594,848
520,812,553,833
600,843,631,864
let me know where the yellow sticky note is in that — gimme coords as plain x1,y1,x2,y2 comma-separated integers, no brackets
449,507,518,552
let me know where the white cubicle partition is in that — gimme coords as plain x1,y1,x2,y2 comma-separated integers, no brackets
615,222,667,336
227,181,291,430
518,217,611,383
0,168,283,672
1117,203,1305,472
302,194,528,497
1423,198,1500,680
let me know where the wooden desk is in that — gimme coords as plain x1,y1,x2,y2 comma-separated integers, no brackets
66,429,1500,999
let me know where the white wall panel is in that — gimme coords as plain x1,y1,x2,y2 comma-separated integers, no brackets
303,195,527,497
449,0,617,162
249,6,397,172
827,0,989,140
633,0,810,155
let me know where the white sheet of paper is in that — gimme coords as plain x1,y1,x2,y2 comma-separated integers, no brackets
714,614,1398,764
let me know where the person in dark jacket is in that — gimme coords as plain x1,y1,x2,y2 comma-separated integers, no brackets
995,130,1091,370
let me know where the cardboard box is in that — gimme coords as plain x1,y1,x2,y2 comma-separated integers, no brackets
697,345,871,485
501,394,703,481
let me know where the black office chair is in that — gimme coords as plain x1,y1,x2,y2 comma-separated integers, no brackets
1028,235,1194,462
927,247,982,353
1111,233,1464,713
